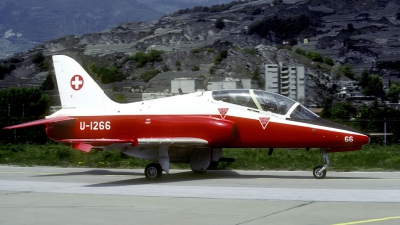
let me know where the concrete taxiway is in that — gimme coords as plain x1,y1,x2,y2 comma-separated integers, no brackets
1,166,400,225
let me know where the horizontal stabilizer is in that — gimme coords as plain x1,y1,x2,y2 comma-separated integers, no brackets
3,116,75,130
72,143,92,152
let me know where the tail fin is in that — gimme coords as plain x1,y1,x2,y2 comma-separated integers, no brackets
52,55,117,109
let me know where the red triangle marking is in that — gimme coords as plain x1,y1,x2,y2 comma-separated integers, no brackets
218,108,229,119
259,117,270,130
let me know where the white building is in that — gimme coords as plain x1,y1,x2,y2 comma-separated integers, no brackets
170,78,204,94
207,78,256,90
265,62,305,104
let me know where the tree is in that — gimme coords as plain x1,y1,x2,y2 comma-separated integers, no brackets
341,64,355,80
360,69,369,89
32,52,45,64
387,83,400,103
347,23,355,32
0,87,50,119
215,18,225,29
363,74,383,96
330,63,342,80
41,73,56,90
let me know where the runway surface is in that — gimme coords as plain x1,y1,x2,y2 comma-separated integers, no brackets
1,166,400,225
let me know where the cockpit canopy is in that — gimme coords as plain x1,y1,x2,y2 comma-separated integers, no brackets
212,89,319,120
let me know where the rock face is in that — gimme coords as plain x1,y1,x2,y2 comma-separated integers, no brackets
0,0,233,58
1,0,400,106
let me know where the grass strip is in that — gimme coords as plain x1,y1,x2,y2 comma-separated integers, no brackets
0,144,399,171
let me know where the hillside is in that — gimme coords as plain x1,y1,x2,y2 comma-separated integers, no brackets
1,0,400,107
0,0,233,58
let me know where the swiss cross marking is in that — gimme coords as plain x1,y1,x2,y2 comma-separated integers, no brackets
71,75,84,91
218,108,229,119
259,117,270,130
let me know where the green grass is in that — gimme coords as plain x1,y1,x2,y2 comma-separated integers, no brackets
0,144,399,171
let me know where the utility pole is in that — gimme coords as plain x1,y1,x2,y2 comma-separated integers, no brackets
384,118,387,146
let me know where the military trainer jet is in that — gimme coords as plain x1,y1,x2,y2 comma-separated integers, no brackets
4,55,370,179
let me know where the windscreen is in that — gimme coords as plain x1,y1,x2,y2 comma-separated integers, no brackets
254,90,296,115
289,104,320,120
212,89,297,116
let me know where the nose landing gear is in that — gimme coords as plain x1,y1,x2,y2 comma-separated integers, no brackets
313,149,330,179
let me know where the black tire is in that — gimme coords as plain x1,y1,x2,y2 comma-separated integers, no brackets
313,165,326,179
145,163,162,179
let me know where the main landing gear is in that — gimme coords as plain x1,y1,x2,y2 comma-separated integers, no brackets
144,163,162,179
313,149,330,179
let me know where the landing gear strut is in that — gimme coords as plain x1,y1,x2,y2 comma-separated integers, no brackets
145,163,162,179
313,149,330,179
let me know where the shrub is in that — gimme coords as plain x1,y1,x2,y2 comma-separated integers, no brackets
242,48,257,55
88,64,125,84
131,51,148,67
162,65,170,72
295,48,306,55
205,48,215,53
113,93,126,103
324,57,334,66
147,49,163,62
130,49,164,67
192,48,200,54
214,50,228,65
140,69,160,82
278,45,292,51
209,66,215,74
191,65,200,71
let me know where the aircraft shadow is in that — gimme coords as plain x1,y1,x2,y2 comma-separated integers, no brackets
34,169,143,177
82,170,379,187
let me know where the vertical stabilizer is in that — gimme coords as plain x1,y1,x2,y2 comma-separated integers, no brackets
52,55,117,109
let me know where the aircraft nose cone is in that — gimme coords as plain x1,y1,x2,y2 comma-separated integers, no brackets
358,133,370,145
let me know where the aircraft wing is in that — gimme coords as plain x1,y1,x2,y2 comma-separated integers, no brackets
3,116,75,130
137,138,208,146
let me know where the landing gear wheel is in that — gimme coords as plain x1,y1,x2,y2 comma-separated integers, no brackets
145,163,162,179
313,165,326,179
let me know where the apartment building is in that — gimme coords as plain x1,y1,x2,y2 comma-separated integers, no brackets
265,62,305,104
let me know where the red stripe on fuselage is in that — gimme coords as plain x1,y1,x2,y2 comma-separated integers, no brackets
46,114,369,150
46,115,235,146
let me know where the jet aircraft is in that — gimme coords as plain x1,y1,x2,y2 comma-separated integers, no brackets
4,55,370,179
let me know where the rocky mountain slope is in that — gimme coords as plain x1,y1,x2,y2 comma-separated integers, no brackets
0,0,233,58
1,0,400,107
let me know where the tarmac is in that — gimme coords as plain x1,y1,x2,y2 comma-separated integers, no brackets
1,166,400,225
